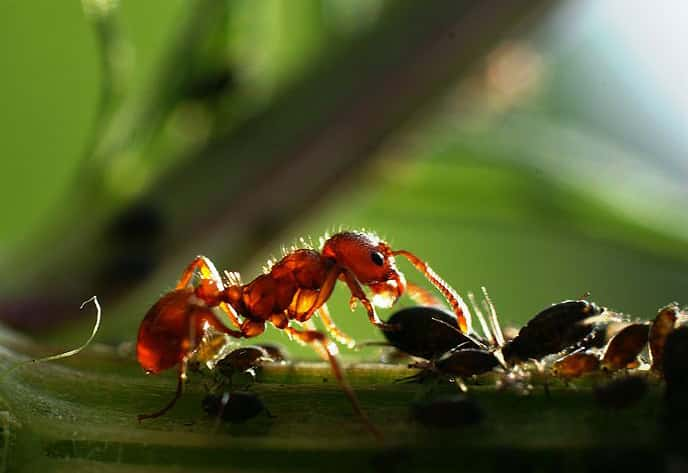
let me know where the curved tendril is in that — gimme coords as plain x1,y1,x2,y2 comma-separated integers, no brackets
0,296,101,381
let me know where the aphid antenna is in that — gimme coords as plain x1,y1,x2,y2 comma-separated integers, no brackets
554,346,586,363
481,287,505,348
442,340,478,357
0,296,102,381
394,371,428,384
430,317,488,350
468,292,495,346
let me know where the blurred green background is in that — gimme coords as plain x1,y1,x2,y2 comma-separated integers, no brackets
1,0,687,359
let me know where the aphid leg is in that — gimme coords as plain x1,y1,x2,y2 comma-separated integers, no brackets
393,250,471,334
454,378,468,393
214,392,231,431
285,327,383,440
138,361,187,422
342,269,397,331
176,256,243,330
318,303,356,349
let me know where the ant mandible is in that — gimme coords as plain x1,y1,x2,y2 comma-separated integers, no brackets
136,230,471,436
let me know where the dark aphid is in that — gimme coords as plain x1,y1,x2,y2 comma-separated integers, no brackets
552,351,600,379
216,346,274,379
383,306,480,360
501,300,604,364
202,391,268,423
411,394,484,428
601,323,649,372
594,376,648,409
649,303,679,373
254,343,290,363
576,322,612,350
434,348,500,378
663,327,688,396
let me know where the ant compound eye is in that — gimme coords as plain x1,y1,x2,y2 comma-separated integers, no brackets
370,251,384,266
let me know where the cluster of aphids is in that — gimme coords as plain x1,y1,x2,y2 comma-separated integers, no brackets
380,293,688,400
196,344,287,423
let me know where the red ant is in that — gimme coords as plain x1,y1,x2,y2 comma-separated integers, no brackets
136,230,470,437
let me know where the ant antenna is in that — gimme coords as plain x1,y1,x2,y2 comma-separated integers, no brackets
392,250,472,333
1,296,102,380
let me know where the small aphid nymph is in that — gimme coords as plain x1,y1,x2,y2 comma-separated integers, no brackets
552,351,600,379
202,391,269,423
601,323,649,372
649,303,680,373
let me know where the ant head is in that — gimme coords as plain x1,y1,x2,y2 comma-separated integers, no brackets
322,231,406,307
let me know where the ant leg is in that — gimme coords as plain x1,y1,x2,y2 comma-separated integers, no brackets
393,250,471,334
177,256,222,289
318,303,356,349
240,319,266,338
177,256,243,330
342,269,397,331
284,327,382,440
295,266,340,322
138,361,187,422
299,320,329,359
406,282,445,308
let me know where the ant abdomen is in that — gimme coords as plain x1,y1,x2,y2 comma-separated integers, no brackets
137,288,226,374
